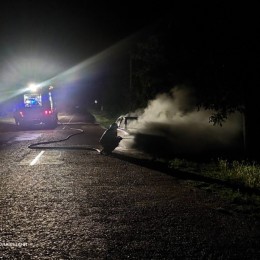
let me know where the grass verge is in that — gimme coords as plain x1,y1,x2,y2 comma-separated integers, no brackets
169,158,260,220
90,110,119,129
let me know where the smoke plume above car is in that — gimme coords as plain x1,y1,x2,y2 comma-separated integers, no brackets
125,85,244,159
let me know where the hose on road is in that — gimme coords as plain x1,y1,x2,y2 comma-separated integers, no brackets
28,125,101,153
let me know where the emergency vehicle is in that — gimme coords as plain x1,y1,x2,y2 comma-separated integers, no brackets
14,84,58,128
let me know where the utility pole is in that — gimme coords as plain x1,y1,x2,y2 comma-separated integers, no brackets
129,54,133,111
129,54,132,92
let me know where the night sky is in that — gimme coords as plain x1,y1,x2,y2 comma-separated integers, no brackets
0,1,171,106
0,1,258,109
0,1,165,72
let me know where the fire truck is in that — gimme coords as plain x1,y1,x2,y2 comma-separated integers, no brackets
14,84,58,128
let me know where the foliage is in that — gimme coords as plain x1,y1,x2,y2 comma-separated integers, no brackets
217,159,260,189
129,15,250,126
131,35,168,109
169,158,260,190
99,7,258,158
90,110,119,129
169,157,260,218
169,158,199,172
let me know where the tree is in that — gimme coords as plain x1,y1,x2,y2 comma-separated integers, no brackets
130,35,169,109
129,3,259,159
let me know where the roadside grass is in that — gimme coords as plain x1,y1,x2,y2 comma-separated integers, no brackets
0,116,14,124
169,158,260,219
90,110,119,129
169,158,260,189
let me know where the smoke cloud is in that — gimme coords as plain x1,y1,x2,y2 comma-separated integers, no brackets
124,85,244,159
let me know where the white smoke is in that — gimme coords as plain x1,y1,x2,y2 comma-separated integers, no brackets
126,85,244,158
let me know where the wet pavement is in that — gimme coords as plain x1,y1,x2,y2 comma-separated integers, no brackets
0,113,259,259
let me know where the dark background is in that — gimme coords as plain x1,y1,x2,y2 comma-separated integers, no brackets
1,1,254,106
0,1,167,104
0,1,257,103
0,1,259,158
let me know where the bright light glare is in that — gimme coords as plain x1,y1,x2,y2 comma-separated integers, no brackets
37,30,140,89
0,26,143,105
28,83,38,92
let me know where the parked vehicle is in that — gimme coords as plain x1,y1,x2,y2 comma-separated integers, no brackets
115,114,153,158
14,85,58,129
114,114,138,151
116,114,138,136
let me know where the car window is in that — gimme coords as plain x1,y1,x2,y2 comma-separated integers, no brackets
117,116,138,130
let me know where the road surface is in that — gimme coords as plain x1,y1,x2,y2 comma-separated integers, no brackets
0,112,259,259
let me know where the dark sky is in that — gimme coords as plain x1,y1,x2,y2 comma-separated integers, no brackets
0,1,166,66
0,0,171,102
1,1,256,73
0,1,258,107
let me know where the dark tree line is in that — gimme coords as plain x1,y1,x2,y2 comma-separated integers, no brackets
99,3,259,159
127,4,259,159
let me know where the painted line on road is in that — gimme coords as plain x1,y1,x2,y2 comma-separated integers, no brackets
62,115,74,129
30,150,45,166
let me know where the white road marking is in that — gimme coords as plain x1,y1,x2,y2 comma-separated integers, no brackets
62,115,74,129
20,150,64,165
30,150,45,166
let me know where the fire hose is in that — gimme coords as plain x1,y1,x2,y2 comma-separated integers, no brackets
27,123,133,152
28,125,101,153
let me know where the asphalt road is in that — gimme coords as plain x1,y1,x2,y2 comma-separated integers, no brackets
0,112,259,259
